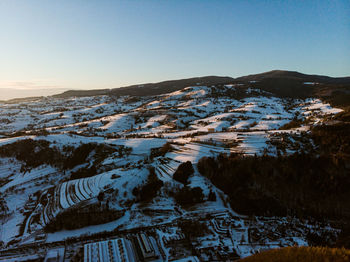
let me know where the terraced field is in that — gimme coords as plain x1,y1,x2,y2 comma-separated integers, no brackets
41,173,113,225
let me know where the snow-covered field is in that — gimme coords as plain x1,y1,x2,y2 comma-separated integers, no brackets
0,84,342,259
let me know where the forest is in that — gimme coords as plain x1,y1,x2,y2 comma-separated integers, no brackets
0,140,130,179
198,121,350,220
44,205,124,232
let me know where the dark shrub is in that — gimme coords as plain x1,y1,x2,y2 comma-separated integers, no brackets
0,197,8,217
150,142,174,159
133,167,164,202
178,220,209,238
70,166,97,180
0,139,63,169
97,192,104,202
173,161,194,184
45,207,123,232
208,190,216,201
174,186,204,206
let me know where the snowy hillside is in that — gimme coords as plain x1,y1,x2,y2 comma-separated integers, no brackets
0,83,345,260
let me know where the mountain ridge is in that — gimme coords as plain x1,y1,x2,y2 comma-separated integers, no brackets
53,70,350,99
53,75,234,98
235,69,350,84
2,70,349,102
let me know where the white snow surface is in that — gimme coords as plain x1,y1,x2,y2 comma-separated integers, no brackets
0,85,343,254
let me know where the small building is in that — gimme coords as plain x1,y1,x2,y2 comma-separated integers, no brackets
207,128,215,133
135,233,158,261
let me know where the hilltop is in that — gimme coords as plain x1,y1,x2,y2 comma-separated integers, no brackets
51,70,350,109
53,75,234,98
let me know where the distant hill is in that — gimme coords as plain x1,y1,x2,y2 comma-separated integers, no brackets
3,70,339,108
53,76,234,98
53,70,350,102
234,70,350,105
0,88,68,101
53,88,110,99
235,70,350,84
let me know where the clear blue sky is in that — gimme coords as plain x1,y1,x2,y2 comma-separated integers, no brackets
0,0,349,90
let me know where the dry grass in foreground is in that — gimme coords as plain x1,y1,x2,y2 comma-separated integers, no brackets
238,246,350,262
